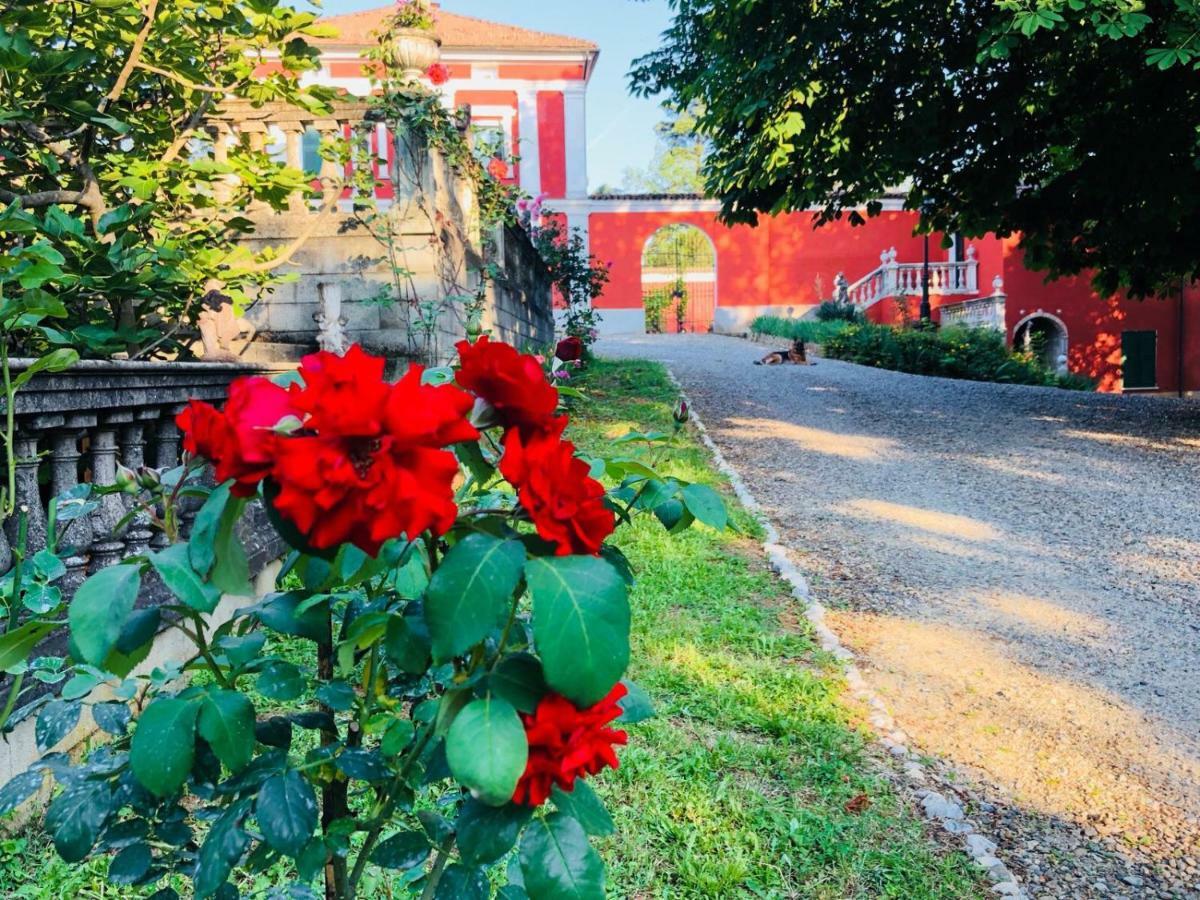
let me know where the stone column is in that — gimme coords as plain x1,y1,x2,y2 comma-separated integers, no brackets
120,423,154,558
49,424,94,594
563,85,588,200
152,415,183,548
88,425,127,572
3,430,47,555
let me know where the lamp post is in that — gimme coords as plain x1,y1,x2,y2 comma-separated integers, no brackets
920,199,935,326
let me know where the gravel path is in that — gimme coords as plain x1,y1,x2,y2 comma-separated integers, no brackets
601,333,1200,899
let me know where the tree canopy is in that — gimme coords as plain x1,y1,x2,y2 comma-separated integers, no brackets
630,0,1200,296
0,0,335,356
622,102,708,195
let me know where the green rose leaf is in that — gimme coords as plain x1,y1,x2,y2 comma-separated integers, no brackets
434,863,490,899
527,556,631,706
519,812,605,900
198,690,255,774
0,770,45,816
368,829,430,870
44,780,111,863
130,697,198,797
257,771,318,858
194,798,251,899
445,696,528,806
35,699,80,752
107,841,152,885
681,483,728,531
257,661,306,701
490,653,548,714
551,781,614,836
68,563,141,666
456,797,533,866
425,533,525,662
384,606,432,673
151,543,222,613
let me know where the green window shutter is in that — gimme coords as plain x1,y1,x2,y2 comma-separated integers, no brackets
1121,330,1157,390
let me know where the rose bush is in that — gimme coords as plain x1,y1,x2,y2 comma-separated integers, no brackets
0,338,727,899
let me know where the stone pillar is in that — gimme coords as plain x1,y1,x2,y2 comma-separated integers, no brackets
49,425,94,594
152,415,183,548
3,431,47,555
88,425,127,572
120,423,154,558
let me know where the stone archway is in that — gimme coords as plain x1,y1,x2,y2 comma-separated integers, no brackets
640,224,717,333
1013,312,1069,373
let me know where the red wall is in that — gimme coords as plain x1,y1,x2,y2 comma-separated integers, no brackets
537,92,566,199
589,207,1200,394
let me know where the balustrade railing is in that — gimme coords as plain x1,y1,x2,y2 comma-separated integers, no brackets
0,361,288,709
938,278,1007,330
843,246,980,309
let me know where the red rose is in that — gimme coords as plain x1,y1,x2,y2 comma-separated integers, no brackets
513,684,628,807
425,63,450,85
555,336,584,362
270,362,477,556
487,157,508,180
177,376,296,497
500,428,614,556
455,336,560,434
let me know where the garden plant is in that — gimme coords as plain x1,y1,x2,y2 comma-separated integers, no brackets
0,337,727,900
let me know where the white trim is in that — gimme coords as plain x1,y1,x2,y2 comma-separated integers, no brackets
565,210,590,255
592,198,724,214
563,87,588,200
642,272,716,284
516,89,541,196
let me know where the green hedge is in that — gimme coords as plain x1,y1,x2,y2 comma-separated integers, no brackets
823,323,1093,390
751,316,1092,390
749,316,855,345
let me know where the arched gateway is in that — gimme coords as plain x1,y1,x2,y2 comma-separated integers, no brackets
640,224,717,333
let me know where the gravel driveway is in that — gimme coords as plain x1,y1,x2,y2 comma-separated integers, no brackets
601,333,1200,899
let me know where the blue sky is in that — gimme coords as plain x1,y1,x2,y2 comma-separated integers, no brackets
313,0,675,190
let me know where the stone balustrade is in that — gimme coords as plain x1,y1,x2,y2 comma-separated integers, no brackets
939,279,1008,331
0,359,287,605
845,247,980,308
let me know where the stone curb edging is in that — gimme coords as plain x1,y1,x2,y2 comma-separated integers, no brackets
665,369,1025,898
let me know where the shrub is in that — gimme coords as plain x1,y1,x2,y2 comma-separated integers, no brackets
815,300,864,323
822,323,1093,390
750,315,854,345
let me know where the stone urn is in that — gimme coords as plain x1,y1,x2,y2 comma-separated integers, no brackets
387,28,442,81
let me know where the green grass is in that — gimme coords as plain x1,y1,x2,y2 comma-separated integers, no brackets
0,359,985,899
571,359,984,898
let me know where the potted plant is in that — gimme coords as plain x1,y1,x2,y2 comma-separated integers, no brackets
381,0,442,80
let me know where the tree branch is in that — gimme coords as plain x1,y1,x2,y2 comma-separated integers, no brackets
135,61,228,94
101,0,162,115
241,182,345,274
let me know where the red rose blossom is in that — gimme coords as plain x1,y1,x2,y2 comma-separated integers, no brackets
486,157,508,180
500,427,614,556
270,358,478,555
425,63,450,85
513,684,628,807
555,336,584,362
455,336,560,434
177,377,296,497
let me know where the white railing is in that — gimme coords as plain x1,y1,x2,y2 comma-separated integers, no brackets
938,278,1007,330
840,246,980,309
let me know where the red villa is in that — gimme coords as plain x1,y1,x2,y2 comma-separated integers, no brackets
309,4,1200,395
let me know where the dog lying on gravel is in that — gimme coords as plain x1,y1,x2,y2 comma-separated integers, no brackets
755,340,814,366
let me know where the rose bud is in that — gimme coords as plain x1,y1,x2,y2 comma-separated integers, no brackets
115,463,140,494
672,398,689,425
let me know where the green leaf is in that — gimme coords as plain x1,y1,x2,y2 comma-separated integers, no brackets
435,863,489,899
69,563,141,666
617,679,655,724
108,842,151,885
519,812,605,900
680,483,727,531
490,653,548,714
252,591,330,643
36,699,81,751
456,797,533,866
195,798,251,898
130,697,198,797
198,690,255,774
11,348,78,390
381,718,415,757
384,607,432,673
551,782,614,836
425,533,525,662
151,543,222,613
368,829,430,870
92,701,131,735
257,771,318,858
45,780,111,863
257,661,306,701
446,696,528,806
0,620,56,671
527,556,630,706
0,769,45,816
